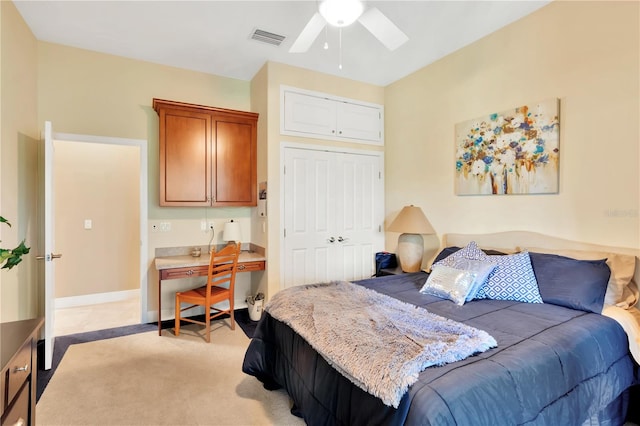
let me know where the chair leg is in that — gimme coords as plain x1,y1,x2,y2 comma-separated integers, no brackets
174,295,180,337
229,300,235,330
205,306,211,343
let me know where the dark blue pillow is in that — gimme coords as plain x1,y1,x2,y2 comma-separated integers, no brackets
528,252,611,313
432,247,461,264
433,246,507,264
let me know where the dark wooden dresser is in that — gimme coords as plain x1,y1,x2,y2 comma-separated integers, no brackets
1,318,44,426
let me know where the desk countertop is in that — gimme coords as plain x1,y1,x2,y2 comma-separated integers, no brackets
154,251,266,270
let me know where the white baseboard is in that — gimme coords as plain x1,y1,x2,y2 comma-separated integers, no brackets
55,289,140,309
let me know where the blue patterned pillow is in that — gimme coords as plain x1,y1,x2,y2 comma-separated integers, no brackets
435,241,488,266
476,251,543,303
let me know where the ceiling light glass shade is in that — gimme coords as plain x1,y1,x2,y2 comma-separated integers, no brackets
319,0,364,27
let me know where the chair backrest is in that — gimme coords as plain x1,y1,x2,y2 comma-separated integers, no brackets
206,242,241,298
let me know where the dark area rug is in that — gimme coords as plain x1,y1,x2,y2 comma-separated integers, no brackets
37,308,259,401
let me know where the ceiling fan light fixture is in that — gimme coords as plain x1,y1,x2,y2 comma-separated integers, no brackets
319,0,363,28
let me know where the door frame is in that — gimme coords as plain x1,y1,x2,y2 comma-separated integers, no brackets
52,131,149,323
279,141,384,289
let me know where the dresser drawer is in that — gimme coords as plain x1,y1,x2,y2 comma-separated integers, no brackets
236,261,265,272
1,369,5,417
5,340,31,409
1,381,29,426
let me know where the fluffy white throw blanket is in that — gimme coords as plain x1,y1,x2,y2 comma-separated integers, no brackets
265,281,497,408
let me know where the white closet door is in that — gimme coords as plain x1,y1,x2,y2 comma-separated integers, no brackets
283,146,383,289
333,153,383,281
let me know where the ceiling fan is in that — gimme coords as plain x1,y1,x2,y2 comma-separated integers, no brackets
289,0,409,53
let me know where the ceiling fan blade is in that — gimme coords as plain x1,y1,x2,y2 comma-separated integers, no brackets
358,7,409,51
289,12,326,53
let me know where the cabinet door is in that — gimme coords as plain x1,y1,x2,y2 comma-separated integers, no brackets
336,101,382,143
212,114,257,206
159,108,211,206
283,91,337,137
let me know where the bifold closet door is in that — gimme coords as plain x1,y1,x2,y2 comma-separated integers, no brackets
282,147,383,289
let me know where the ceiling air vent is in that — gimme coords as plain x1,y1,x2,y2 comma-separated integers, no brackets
250,28,286,46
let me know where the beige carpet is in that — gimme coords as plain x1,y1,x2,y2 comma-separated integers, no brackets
36,322,305,425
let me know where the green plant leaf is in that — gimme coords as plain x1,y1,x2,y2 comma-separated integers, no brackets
0,240,30,270
0,216,10,227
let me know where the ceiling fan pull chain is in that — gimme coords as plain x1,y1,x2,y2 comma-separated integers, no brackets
339,28,343,70
324,25,329,50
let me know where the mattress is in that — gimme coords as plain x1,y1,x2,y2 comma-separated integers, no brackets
243,272,637,425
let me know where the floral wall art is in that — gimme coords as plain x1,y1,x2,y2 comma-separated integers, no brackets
455,98,560,195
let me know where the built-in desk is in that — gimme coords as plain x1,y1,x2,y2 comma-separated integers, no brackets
154,251,265,336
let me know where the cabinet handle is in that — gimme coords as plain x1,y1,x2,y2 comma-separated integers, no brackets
338,131,342,135
331,130,335,134
14,364,28,373
327,237,336,243
186,270,194,276
237,264,246,270
337,236,349,242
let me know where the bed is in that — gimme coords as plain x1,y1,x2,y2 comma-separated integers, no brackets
242,232,640,425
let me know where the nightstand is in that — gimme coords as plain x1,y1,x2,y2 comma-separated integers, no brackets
378,266,405,276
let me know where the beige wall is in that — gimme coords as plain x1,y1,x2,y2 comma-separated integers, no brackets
0,1,39,321
54,141,139,298
37,43,257,319
5,0,638,320
385,1,639,264
257,61,385,300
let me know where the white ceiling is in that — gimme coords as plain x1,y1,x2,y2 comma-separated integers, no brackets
14,0,550,87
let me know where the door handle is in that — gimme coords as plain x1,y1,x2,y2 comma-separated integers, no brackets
327,237,336,243
36,253,63,261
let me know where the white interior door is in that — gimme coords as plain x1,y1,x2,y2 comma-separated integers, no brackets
333,153,382,281
42,121,60,370
282,145,384,288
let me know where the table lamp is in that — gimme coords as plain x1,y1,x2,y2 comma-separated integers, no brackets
223,220,242,244
387,205,435,272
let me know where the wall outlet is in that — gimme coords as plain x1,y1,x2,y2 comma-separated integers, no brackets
159,222,171,232
200,220,207,231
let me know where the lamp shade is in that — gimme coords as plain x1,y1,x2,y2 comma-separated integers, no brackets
387,205,435,273
223,220,242,243
387,205,435,235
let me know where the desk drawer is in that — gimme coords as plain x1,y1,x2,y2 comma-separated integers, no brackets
236,261,265,272
6,340,31,411
160,266,208,280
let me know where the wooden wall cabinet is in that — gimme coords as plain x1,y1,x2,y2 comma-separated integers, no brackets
153,99,258,207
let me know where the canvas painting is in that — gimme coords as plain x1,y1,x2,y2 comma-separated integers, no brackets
455,98,560,195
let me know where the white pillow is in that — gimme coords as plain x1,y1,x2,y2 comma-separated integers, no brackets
420,265,477,305
443,258,497,301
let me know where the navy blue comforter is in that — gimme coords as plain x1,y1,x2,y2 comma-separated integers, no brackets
242,272,636,425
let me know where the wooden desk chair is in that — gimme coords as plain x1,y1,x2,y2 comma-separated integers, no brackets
174,242,241,342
